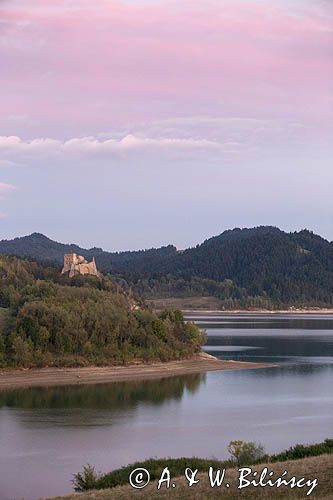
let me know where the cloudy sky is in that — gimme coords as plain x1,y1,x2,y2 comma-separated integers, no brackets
0,0,332,250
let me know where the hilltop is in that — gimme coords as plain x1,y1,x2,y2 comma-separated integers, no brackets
0,226,333,308
0,232,177,270
0,255,205,368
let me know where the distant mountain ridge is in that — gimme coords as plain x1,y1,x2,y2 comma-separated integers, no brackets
0,232,178,270
0,232,103,263
0,227,332,307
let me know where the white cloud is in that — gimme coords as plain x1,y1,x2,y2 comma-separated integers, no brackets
0,182,16,199
0,115,317,165
0,133,224,160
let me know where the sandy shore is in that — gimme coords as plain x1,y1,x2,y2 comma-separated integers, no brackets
0,353,274,391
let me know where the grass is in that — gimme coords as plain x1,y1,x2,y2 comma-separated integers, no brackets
41,453,333,499
71,439,333,491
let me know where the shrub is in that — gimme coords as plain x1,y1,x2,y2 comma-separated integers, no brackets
73,464,99,491
270,438,333,462
228,440,265,466
95,457,232,490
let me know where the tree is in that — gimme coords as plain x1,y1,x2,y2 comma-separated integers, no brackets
73,464,99,492
10,334,33,368
228,440,265,466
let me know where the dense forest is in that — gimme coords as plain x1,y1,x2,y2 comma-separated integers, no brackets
0,226,333,308
0,256,205,368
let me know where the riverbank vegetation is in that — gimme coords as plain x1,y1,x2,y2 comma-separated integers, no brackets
72,439,333,492
45,440,333,500
0,256,205,368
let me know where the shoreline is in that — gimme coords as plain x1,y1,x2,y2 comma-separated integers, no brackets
0,353,274,391
182,308,333,314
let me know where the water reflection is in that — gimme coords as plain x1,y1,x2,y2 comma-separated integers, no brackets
205,332,333,362
0,374,204,412
1,313,333,500
185,313,333,331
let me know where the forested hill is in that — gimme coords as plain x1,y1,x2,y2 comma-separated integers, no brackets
0,256,204,368
0,226,333,307
131,226,333,307
0,232,177,269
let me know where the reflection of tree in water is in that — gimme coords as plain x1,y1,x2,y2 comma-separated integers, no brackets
224,363,333,382
203,317,333,330
0,373,205,410
208,334,333,361
259,363,333,377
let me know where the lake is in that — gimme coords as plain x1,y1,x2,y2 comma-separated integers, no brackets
1,313,333,500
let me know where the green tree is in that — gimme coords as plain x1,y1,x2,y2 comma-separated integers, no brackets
228,440,265,466
10,334,33,367
73,464,99,492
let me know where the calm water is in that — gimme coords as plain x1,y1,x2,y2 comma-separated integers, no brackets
1,313,333,500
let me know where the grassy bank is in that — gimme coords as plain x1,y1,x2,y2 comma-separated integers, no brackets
41,440,333,499
43,453,333,500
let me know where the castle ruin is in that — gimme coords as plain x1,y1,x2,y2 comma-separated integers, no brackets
61,253,99,278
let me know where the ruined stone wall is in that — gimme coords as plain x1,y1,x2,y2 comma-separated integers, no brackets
62,253,78,273
61,253,99,278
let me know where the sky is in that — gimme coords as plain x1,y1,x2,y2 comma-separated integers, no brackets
0,0,332,251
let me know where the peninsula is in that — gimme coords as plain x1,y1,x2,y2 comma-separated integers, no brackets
0,354,273,391
0,254,273,389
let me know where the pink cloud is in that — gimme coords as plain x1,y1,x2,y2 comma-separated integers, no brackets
0,0,332,136
0,182,16,199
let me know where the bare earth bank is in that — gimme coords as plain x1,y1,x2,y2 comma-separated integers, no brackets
0,353,274,391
